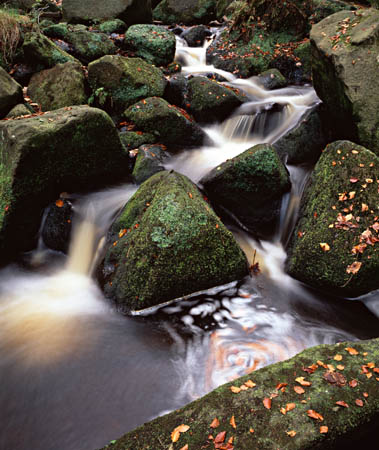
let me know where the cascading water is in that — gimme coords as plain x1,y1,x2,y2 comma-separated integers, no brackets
0,36,378,450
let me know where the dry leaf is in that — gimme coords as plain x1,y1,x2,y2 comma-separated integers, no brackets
336,400,349,408
320,426,328,434
214,431,226,443
307,410,324,421
346,262,362,274
294,386,305,394
334,354,343,361
286,403,296,412
276,382,287,390
210,418,220,429
337,365,345,370
230,416,236,429
349,379,358,387
230,386,241,394
345,347,359,355
180,445,189,450
323,371,347,387
263,398,272,409
249,428,255,433
286,430,296,437
355,399,364,407
171,429,181,443
361,203,369,212
320,243,330,252
245,380,256,388
55,199,64,208
295,377,311,386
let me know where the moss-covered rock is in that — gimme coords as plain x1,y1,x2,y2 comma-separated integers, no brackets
22,31,79,70
0,66,23,118
132,144,168,184
5,103,32,118
200,144,291,237
41,197,73,254
124,96,207,148
119,131,157,150
273,109,326,165
64,29,117,64
216,0,234,19
286,140,379,297
186,76,245,123
124,24,176,67
257,68,287,90
99,19,127,34
27,62,87,111
102,170,248,311
88,55,167,116
103,338,379,449
0,105,128,259
62,0,152,26
181,24,212,47
153,0,217,25
310,9,379,155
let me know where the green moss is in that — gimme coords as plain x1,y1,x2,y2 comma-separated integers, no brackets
153,0,217,25
131,143,166,184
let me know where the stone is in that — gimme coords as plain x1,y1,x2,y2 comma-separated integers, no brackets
124,24,176,67
132,144,168,184
0,66,23,118
64,30,117,64
310,8,379,155
201,143,291,237
257,68,287,90
27,62,88,111
181,25,212,47
41,198,73,254
286,140,379,297
102,170,248,311
119,131,157,150
5,103,32,118
153,0,217,25
98,19,127,34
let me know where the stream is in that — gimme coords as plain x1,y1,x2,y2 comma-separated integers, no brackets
0,37,378,450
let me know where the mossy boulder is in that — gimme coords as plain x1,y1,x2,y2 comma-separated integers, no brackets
286,140,379,297
5,103,32,118
41,198,73,254
256,68,287,90
310,9,379,155
273,109,326,165
0,66,23,118
22,32,79,70
27,62,87,111
200,144,291,237
153,0,217,25
181,24,212,47
124,97,208,148
99,19,127,34
64,30,117,64
0,105,128,258
132,144,168,184
119,131,157,150
124,24,176,67
103,338,379,449
62,0,152,26
186,76,245,123
102,170,248,311
88,55,167,116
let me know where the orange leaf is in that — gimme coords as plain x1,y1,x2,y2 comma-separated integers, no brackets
249,428,255,433
180,446,189,450
336,400,349,408
55,199,64,208
320,243,330,252
334,354,343,361
286,403,296,412
176,425,190,433
230,416,236,429
295,377,311,386
210,418,220,429
263,398,272,409
294,386,305,394
307,410,324,421
355,399,364,407
320,426,328,434
230,386,241,394
245,380,256,388
286,430,296,437
345,347,359,355
346,262,362,274
171,429,181,443
349,379,358,387
214,431,226,443
276,382,287,390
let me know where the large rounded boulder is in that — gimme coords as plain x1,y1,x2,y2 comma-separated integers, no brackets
286,140,379,297
102,171,248,312
0,67,23,118
153,0,217,25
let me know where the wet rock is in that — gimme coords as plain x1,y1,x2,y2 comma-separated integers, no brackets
5,103,33,118
0,66,23,118
0,105,128,259
274,108,326,165
311,8,379,155
27,62,88,111
98,19,127,34
132,144,168,184
181,25,212,47
87,55,167,116
102,337,379,449
163,73,189,108
216,0,234,19
286,140,379,297
124,96,208,148
186,75,246,123
102,170,248,311
201,143,290,237
41,198,73,254
257,68,287,90
124,24,176,67
119,131,157,150
62,0,152,26
153,0,217,25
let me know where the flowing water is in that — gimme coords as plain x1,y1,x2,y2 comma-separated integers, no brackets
0,38,378,450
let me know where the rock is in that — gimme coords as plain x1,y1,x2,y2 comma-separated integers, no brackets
124,96,207,148
102,337,379,449
153,0,217,25
102,170,248,311
0,66,23,118
200,144,291,237
163,73,189,108
216,0,234,19
27,62,88,111
62,0,152,26
5,103,33,118
132,144,168,184
87,55,167,115
310,9,379,155
257,68,287,90
311,0,356,26
123,24,176,67
98,19,127,34
181,25,212,47
0,105,128,258
186,75,245,123
41,198,73,254
286,140,379,297
274,108,326,165
119,131,157,150
22,32,79,70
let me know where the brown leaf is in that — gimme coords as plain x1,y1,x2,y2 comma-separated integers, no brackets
346,261,362,274
336,400,349,408
334,354,343,361
355,399,364,407
286,403,296,412
307,410,324,421
55,199,64,208
263,398,272,409
276,382,287,390
320,426,329,434
323,370,347,387
230,415,236,429
345,347,359,355
286,430,296,437
180,445,189,450
230,386,241,394
245,380,256,388
171,429,181,443
294,386,305,394
349,379,358,388
214,431,226,443
320,243,330,252
210,418,220,429
295,377,312,386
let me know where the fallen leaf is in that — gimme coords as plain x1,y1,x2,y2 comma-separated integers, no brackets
336,400,349,408
363,392,369,398
355,399,364,407
180,445,189,450
286,403,296,412
230,416,236,429
349,379,358,388
55,199,64,208
323,371,347,387
294,386,305,394
249,428,255,433
171,429,181,443
230,386,241,394
334,354,343,361
210,418,220,429
295,377,311,386
337,365,345,370
276,382,287,390
286,430,296,437
346,261,362,274
263,398,272,409
345,347,359,355
245,380,256,388
320,426,328,434
307,410,324,421
350,177,359,183
320,243,330,252
214,431,226,443
361,203,369,212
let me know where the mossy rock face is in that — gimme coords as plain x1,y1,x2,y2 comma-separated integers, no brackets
132,144,168,184
186,76,245,123
64,30,117,64
124,96,207,148
153,0,217,25
22,32,79,70
102,170,248,311
104,338,379,449
311,0,356,27
274,109,326,165
163,73,189,108
124,24,176,67
41,198,73,254
286,140,379,297
27,62,87,111
88,55,167,116
216,0,234,19
119,131,157,150
201,143,290,237
310,9,379,155
99,19,127,34
5,103,32,118
62,0,152,26
0,105,128,259
0,66,23,118
257,68,287,90
181,24,212,47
